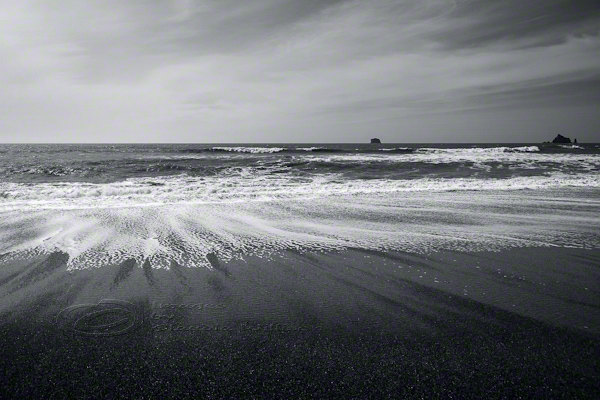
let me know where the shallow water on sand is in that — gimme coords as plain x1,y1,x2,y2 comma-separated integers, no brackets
1,188,598,271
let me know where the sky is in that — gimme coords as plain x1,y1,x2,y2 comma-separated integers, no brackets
1,0,599,143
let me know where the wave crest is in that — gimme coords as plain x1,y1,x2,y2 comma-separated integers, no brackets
210,147,286,154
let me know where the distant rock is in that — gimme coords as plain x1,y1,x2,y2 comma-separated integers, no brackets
574,138,578,144
370,138,381,144
552,134,571,144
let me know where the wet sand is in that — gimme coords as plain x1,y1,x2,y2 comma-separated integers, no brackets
0,247,599,398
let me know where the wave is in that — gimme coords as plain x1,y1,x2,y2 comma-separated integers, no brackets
176,146,286,154
10,166,78,177
506,146,540,152
210,146,286,153
206,145,543,155
294,147,343,153
379,147,414,153
182,146,343,154
158,144,600,157
417,146,540,154
208,145,539,154
1,171,599,212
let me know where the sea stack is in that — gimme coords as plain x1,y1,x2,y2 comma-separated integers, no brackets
552,134,571,144
370,138,381,144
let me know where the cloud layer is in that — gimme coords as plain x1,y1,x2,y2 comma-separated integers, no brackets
1,0,599,142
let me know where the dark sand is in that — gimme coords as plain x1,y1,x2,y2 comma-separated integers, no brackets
0,247,598,398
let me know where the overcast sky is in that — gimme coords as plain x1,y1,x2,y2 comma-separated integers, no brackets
1,0,599,143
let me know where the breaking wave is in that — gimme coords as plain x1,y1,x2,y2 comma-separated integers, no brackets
176,145,547,155
1,170,599,212
416,146,540,154
210,146,286,153
379,147,414,153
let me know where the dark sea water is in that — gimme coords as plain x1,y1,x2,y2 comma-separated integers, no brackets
0,143,599,270
1,143,599,185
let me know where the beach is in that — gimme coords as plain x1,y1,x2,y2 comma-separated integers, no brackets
4,0,600,395
0,143,599,397
0,247,598,398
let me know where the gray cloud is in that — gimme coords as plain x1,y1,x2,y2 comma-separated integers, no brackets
429,0,600,50
0,0,599,143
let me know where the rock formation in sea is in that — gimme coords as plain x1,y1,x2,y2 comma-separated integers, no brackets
552,134,571,144
370,138,381,144
574,138,578,144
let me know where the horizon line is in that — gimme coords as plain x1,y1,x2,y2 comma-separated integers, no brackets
0,141,595,145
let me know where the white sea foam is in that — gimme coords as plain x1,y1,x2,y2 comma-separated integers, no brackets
211,146,285,153
1,172,600,212
416,146,540,154
295,147,323,151
379,147,412,152
1,188,598,271
508,146,541,152
303,148,600,171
